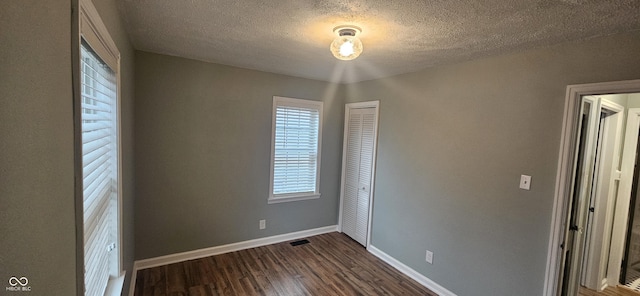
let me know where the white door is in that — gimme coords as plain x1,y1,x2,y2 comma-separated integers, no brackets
340,102,379,246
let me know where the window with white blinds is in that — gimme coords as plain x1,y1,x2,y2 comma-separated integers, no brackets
81,42,118,296
78,0,121,294
269,97,323,203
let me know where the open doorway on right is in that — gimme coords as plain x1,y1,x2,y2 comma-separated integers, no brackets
562,92,640,296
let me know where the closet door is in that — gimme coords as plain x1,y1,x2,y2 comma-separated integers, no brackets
342,107,377,246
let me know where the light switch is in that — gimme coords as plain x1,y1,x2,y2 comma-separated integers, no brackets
520,175,531,190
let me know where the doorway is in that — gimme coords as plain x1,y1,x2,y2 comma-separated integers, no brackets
559,96,624,296
544,80,640,296
338,101,380,247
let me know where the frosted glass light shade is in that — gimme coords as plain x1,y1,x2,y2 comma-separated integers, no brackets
330,29,363,60
330,36,363,60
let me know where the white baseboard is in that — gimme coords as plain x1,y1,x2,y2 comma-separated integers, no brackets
128,225,338,296
368,245,457,296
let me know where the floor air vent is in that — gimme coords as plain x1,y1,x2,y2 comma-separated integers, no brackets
290,239,310,246
625,274,640,292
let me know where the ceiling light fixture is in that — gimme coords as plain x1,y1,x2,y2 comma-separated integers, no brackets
330,26,363,61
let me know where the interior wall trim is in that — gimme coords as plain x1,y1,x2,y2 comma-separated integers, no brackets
368,245,457,296
128,225,338,296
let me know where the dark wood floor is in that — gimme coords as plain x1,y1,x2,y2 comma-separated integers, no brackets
134,232,437,295
579,286,640,296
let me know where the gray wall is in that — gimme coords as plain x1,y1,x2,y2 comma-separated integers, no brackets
0,0,135,295
344,31,640,296
1,1,76,294
134,52,344,259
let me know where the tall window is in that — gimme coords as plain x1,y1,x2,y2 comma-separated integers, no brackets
81,42,118,296
269,96,323,203
79,0,121,294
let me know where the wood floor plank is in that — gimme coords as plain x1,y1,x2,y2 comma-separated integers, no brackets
167,263,188,296
134,232,437,296
141,265,168,296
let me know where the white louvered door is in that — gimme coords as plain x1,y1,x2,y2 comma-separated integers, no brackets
342,111,362,242
341,107,378,246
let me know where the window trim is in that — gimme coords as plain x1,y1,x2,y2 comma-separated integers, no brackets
268,96,323,204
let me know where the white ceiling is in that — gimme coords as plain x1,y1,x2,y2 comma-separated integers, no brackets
118,0,640,83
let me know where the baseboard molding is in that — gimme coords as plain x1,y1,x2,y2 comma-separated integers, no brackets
368,245,457,296
128,225,338,296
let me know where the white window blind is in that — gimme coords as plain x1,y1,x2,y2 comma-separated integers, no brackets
81,42,117,296
269,97,323,203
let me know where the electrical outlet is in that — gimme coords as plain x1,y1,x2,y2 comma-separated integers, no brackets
426,250,433,264
259,219,266,230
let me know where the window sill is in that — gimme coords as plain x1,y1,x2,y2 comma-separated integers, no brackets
268,193,321,204
104,272,125,296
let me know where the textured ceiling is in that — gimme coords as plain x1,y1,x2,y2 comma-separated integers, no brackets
118,0,640,83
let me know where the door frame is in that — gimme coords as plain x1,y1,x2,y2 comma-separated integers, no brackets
544,79,640,296
564,95,603,296
620,130,640,284
609,107,640,285
338,100,380,249
580,98,625,291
